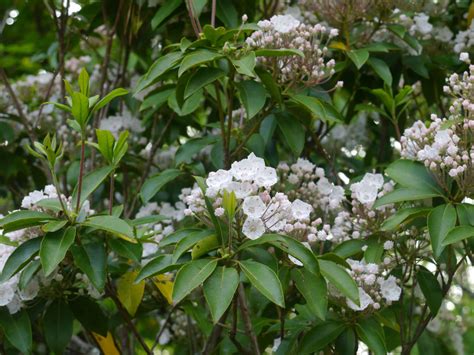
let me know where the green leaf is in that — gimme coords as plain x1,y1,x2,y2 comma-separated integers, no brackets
292,268,327,320
428,204,456,258
347,49,369,69
173,229,215,263
135,255,178,283
368,57,392,86
387,24,406,38
71,91,90,126
0,237,41,282
44,101,72,112
192,234,219,259
43,300,74,355
175,136,218,165
276,112,305,156
40,227,76,276
203,266,239,323
215,0,238,27
35,198,63,212
82,215,134,242
160,228,202,247
385,160,442,192
78,68,90,96
151,0,182,29
140,169,183,203
417,267,442,316
255,67,281,104
456,203,474,226
0,210,56,233
135,52,183,94
231,52,256,77
140,88,174,112
333,240,365,258
0,308,32,354
254,48,304,58
239,234,319,275
71,165,114,209
172,259,218,304
239,260,284,307
319,260,359,304
42,219,68,233
70,297,108,336
108,238,142,262
299,321,345,354
184,67,225,99
178,50,223,77
92,88,129,113
237,80,266,119
381,207,430,231
71,242,106,291
95,129,115,163
442,225,474,246
290,94,342,124
375,188,442,207
356,318,387,355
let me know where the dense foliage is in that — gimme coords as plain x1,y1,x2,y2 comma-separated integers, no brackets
1,0,474,354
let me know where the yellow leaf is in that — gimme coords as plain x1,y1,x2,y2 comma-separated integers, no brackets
93,332,120,355
117,271,145,316
468,3,474,26
330,41,347,51
153,274,174,304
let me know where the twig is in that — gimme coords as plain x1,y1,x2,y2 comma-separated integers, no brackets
75,139,86,212
211,0,217,27
237,284,260,355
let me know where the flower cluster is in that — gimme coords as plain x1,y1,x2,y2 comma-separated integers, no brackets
340,259,401,312
401,57,474,192
454,21,474,53
245,14,338,86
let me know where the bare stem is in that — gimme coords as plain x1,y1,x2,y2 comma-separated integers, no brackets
75,138,86,213
108,173,115,215
238,284,261,355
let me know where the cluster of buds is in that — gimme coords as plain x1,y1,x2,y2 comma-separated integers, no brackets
245,14,338,87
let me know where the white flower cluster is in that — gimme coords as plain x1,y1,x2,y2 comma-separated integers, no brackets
453,21,474,53
245,14,338,86
401,60,474,187
342,259,401,312
135,201,186,258
99,107,146,141
181,153,317,241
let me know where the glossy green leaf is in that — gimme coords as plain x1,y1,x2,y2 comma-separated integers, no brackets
231,52,256,77
0,237,41,282
71,165,114,209
356,318,387,355
175,136,218,165
299,321,346,354
290,94,342,124
428,204,456,258
178,50,223,77
347,49,370,69
173,229,215,263
381,207,430,231
82,215,134,241
0,308,32,354
184,67,225,99
40,227,76,276
70,296,108,336
374,188,441,207
151,0,182,29
319,259,359,304
42,219,68,233
203,266,239,323
140,169,183,203
0,210,56,233
276,112,305,156
191,233,219,259
239,260,284,307
43,300,74,355
237,80,267,119
254,48,304,57
292,268,327,320
135,52,183,94
71,242,106,291
92,88,128,113
108,238,143,262
417,266,442,316
135,255,178,283
368,57,393,86
172,259,218,304
442,225,474,246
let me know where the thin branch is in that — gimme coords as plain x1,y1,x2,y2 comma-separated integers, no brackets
238,284,261,355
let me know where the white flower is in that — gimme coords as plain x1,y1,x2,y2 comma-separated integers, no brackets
242,217,266,239
254,166,278,188
230,153,265,181
214,207,225,217
242,196,266,218
347,287,373,311
383,240,394,250
269,14,300,33
460,52,470,63
350,173,384,205
206,169,233,192
291,199,313,220
361,173,384,189
225,181,254,199
379,276,401,302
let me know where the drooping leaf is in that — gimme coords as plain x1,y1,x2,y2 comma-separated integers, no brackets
239,260,285,307
368,57,393,86
276,112,305,156
299,321,346,354
381,207,430,231
0,210,56,233
178,50,223,77
108,238,143,262
417,267,443,316
71,165,114,209
136,255,177,283
82,215,135,242
151,0,182,29
71,242,106,291
184,67,225,99
0,308,32,354
43,300,74,355
134,52,183,94
347,49,370,69
442,225,474,246
70,297,108,336
356,318,387,355
203,266,239,323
